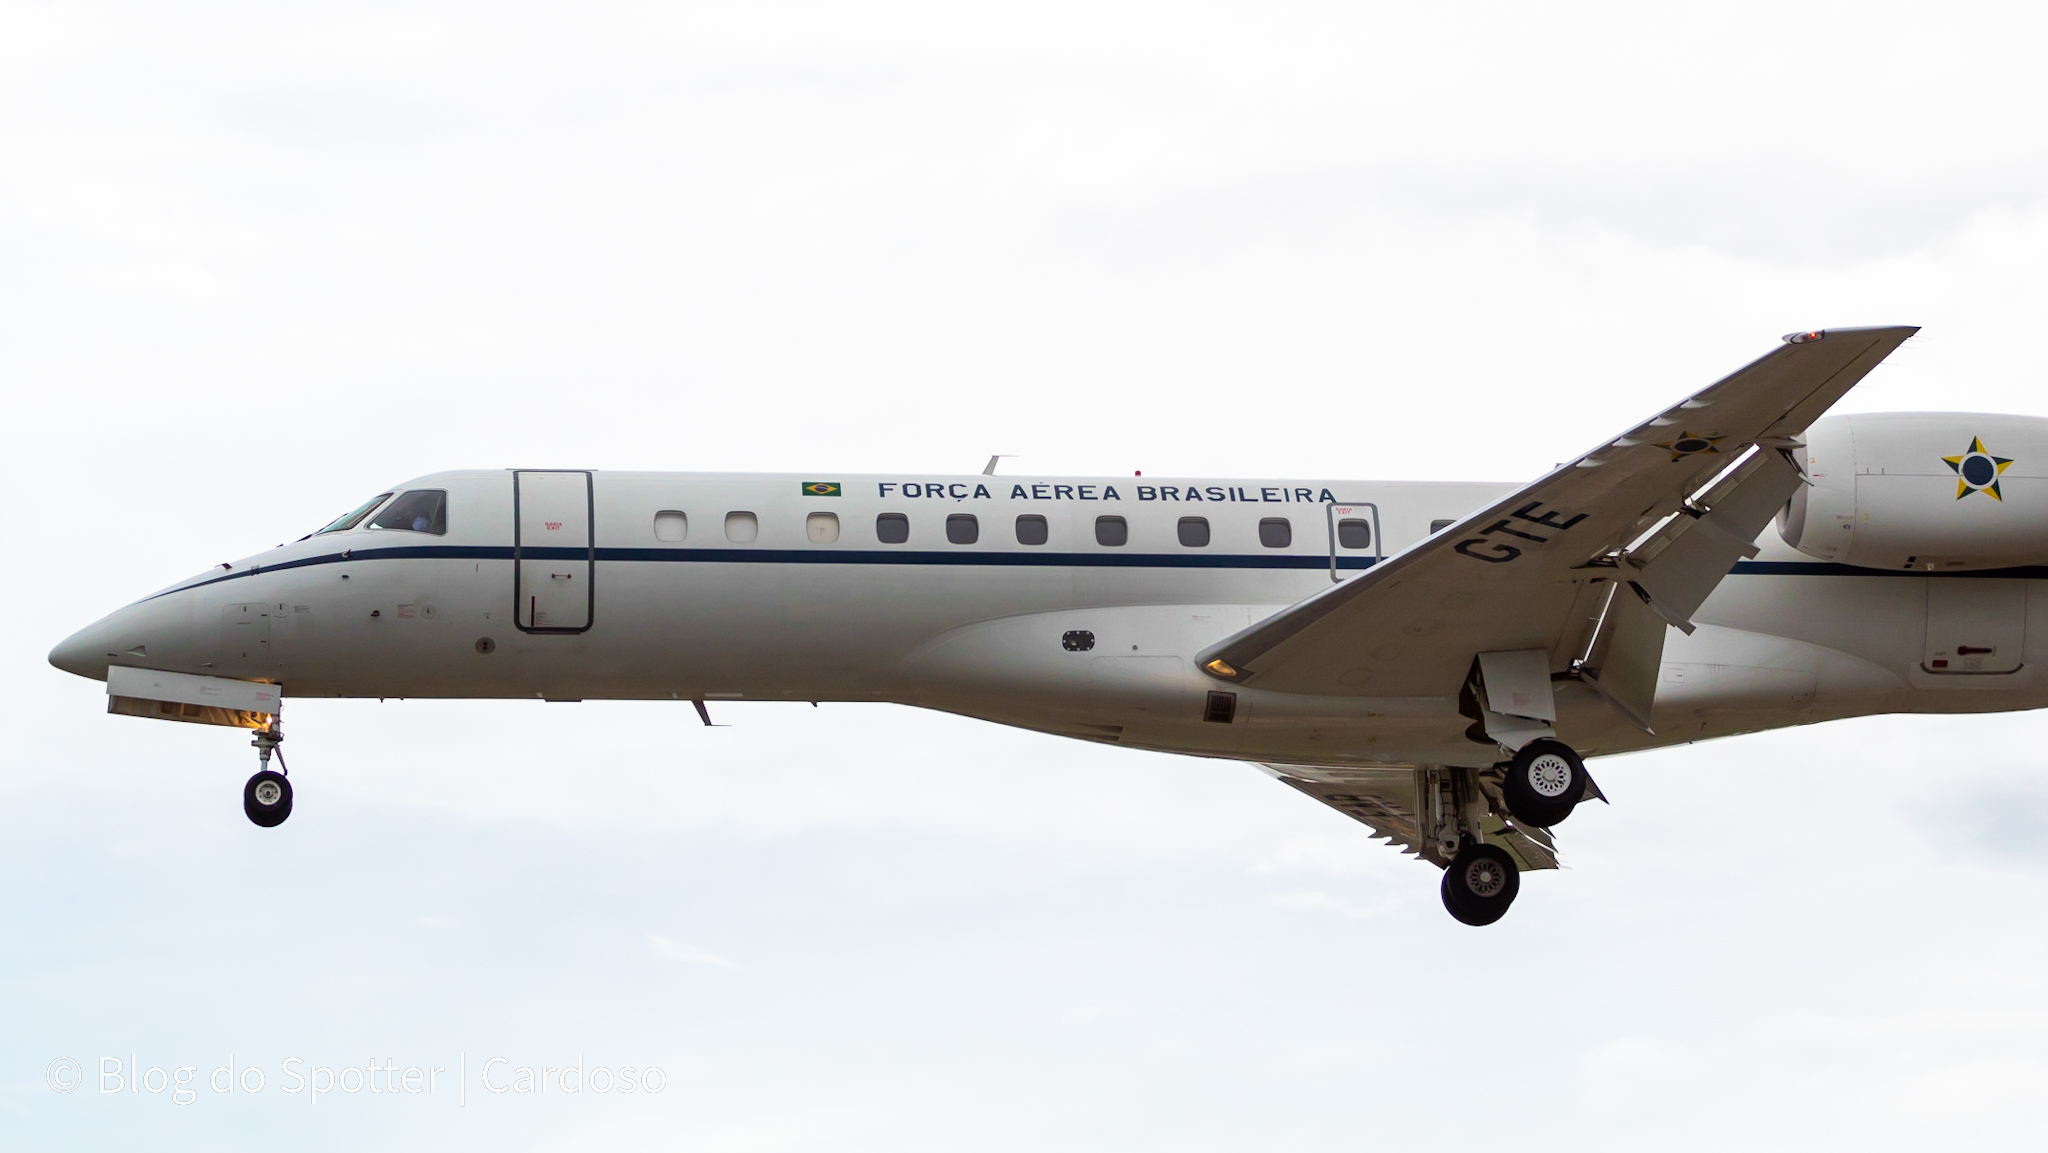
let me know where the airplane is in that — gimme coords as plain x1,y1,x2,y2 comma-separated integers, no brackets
49,325,2048,924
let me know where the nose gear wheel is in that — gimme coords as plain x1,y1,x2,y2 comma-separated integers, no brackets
244,721,294,828
244,770,293,827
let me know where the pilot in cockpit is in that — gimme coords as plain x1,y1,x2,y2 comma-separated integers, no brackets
365,490,447,536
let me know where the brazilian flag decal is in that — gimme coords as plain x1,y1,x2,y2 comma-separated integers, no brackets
801,481,843,497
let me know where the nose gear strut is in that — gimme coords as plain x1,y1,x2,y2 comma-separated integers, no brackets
244,720,294,828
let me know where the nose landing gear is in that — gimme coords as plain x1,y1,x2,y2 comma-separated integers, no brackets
243,722,293,828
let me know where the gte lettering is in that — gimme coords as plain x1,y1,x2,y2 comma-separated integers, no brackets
1455,501,1588,564
1506,501,1588,533
1455,539,1521,563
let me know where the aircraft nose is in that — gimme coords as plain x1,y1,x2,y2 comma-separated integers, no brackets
49,617,119,681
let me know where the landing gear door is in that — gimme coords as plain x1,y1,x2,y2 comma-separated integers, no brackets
514,470,595,633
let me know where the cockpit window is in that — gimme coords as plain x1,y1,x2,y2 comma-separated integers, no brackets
367,490,448,535
317,493,393,534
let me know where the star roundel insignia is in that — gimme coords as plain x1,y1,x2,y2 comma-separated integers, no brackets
1651,431,1726,461
1942,436,2014,501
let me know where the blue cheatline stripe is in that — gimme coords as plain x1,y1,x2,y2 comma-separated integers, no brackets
599,547,1370,569
147,545,506,597
144,544,2048,601
1729,560,2048,578
146,544,1381,599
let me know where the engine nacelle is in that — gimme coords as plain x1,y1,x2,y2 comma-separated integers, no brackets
1779,412,2048,570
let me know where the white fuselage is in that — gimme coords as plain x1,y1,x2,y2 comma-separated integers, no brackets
49,468,2048,769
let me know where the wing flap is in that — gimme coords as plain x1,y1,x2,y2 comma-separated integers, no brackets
1626,442,1804,630
1263,763,1561,871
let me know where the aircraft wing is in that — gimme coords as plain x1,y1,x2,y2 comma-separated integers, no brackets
1199,327,1918,702
1260,763,1559,871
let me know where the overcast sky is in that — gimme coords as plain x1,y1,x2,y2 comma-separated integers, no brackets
8,2,2048,1149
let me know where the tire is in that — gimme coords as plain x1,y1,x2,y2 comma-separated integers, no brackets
1441,842,1519,926
1501,739,1586,828
244,770,293,828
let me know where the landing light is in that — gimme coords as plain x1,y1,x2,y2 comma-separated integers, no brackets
1204,658,1238,678
1783,330,1824,344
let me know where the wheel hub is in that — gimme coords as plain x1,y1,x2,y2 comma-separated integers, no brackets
1463,858,1507,898
254,780,282,806
1527,754,1574,798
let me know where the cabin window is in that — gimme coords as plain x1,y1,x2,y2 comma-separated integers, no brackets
806,512,840,543
1095,515,1128,546
1177,517,1211,547
876,513,910,544
653,511,688,542
368,490,448,535
1430,518,1456,533
1338,518,1372,549
724,511,759,543
946,513,979,545
318,493,393,534
1015,514,1049,546
1259,518,1292,548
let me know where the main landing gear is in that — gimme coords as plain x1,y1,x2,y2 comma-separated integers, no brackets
1441,842,1519,926
1429,740,1595,925
1499,738,1588,829
243,721,293,828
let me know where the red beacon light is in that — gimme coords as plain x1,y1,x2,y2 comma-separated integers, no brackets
1784,330,1825,344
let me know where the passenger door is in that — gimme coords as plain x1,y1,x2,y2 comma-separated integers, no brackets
1323,501,1381,583
514,470,594,633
